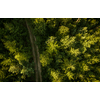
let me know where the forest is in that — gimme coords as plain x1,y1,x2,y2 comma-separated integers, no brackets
0,18,100,82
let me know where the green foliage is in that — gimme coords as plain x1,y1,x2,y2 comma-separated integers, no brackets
57,26,69,36
60,35,76,49
45,36,60,54
40,52,53,67
1,40,17,53
0,18,100,82
0,19,34,81
39,18,100,82
0,70,5,81
50,69,62,82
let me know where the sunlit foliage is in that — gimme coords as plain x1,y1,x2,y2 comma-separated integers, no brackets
0,18,100,82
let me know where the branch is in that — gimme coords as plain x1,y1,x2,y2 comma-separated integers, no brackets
75,18,80,24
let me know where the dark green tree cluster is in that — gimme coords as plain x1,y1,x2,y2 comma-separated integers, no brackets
0,18,100,82
0,19,34,81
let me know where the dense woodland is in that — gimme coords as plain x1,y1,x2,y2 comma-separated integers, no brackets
0,18,100,82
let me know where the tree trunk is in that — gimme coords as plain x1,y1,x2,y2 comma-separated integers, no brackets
25,19,38,82
25,18,42,82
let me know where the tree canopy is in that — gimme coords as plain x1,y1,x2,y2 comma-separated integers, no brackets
0,18,100,82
